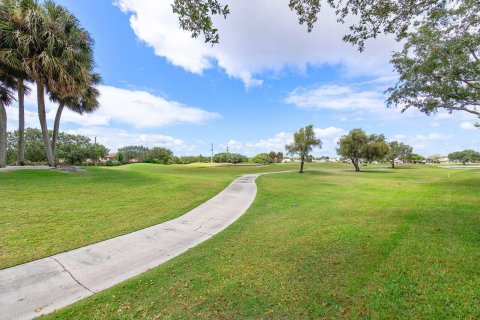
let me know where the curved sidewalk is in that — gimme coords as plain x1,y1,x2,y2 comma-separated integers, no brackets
0,174,260,320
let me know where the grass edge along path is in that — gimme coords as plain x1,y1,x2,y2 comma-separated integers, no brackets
0,163,300,269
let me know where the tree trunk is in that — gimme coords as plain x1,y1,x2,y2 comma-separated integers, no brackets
17,79,25,166
299,155,305,173
391,158,395,169
0,101,7,168
37,81,55,167
352,158,360,172
52,102,65,165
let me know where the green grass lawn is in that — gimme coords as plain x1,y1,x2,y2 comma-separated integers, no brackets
40,164,480,319
0,163,298,269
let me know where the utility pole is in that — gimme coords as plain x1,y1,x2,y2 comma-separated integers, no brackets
210,143,214,163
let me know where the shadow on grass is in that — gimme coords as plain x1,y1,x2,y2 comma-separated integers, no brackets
351,170,394,174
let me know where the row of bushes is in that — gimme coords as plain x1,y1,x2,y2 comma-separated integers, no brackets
7,128,108,166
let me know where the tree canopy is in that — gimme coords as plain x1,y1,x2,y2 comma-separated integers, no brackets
172,0,479,124
285,124,321,173
336,128,388,172
387,0,480,124
213,152,248,164
144,147,174,165
172,0,448,50
387,141,413,168
448,149,480,164
117,145,149,162
7,127,108,165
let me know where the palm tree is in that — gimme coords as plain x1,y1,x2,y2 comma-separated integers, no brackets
0,0,34,166
9,1,94,166
0,66,17,168
51,73,101,160
1,1,97,167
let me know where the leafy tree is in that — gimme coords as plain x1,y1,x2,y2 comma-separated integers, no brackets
179,154,210,164
387,141,413,168
6,128,48,164
268,151,277,163
251,151,283,164
276,151,284,163
409,153,425,163
21,128,47,163
7,128,107,165
362,134,389,164
172,0,229,44
251,153,270,164
56,132,108,165
285,124,322,173
118,145,149,162
448,149,480,165
145,147,174,164
172,155,210,164
213,152,248,164
171,1,480,124
116,152,125,163
230,153,248,164
336,129,388,172
387,1,480,125
172,0,446,49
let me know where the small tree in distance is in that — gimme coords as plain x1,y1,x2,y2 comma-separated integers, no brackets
337,129,389,172
285,125,321,173
387,141,413,168
448,150,480,165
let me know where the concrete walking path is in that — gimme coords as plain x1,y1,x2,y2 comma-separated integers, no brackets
0,174,263,320
0,166,52,172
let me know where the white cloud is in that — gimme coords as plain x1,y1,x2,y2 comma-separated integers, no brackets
116,0,399,86
245,132,293,150
66,127,194,153
94,86,220,128
21,85,220,129
388,132,466,156
314,126,346,138
6,85,217,153
285,84,385,111
415,133,452,141
234,126,346,156
6,106,39,130
220,139,243,151
460,122,477,130
392,134,407,140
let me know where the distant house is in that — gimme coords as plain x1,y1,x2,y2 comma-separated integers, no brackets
282,158,292,163
426,155,449,164
99,153,117,163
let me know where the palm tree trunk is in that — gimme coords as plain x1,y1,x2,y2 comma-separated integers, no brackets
36,81,55,167
51,102,64,164
0,101,7,168
17,79,25,166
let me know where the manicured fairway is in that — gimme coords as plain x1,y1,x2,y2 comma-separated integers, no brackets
45,164,480,319
0,163,297,269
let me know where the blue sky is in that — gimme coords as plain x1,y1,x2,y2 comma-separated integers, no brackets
7,0,479,157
